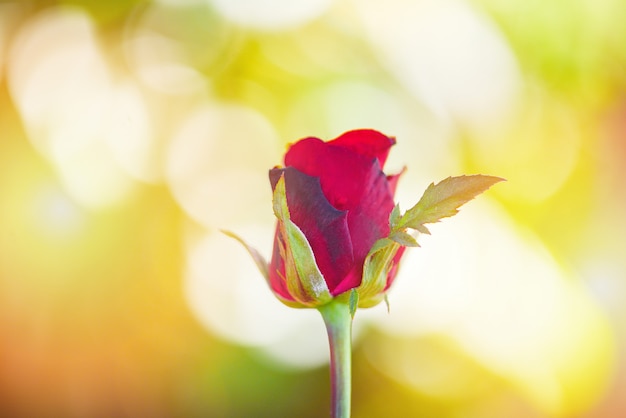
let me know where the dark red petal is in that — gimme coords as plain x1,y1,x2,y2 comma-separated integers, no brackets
331,268,361,296
333,166,395,294
269,167,354,294
268,228,293,301
328,129,396,168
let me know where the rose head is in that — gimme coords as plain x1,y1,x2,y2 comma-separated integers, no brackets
225,129,502,310
268,129,405,308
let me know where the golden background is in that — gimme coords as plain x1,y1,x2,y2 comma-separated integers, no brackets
0,0,625,416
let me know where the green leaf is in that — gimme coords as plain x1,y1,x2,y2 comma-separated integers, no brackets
221,230,269,282
389,204,401,230
389,230,419,247
272,174,333,307
395,175,504,233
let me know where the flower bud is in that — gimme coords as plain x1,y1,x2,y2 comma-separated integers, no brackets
267,129,404,308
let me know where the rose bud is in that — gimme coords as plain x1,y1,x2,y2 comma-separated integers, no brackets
267,129,405,308
225,129,503,310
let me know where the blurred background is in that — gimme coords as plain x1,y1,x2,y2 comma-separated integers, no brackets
0,0,625,416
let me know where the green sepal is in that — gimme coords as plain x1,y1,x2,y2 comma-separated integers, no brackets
356,237,402,308
221,230,270,282
273,174,333,308
348,289,359,318
222,229,305,308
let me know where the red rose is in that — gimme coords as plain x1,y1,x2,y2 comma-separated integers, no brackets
268,129,405,307
224,129,503,417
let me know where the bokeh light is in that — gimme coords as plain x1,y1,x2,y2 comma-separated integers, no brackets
1,0,625,417
355,0,522,128
208,0,334,31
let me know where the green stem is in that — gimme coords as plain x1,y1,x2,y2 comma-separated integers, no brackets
318,299,353,418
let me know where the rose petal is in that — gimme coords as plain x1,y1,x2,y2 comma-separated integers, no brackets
387,168,405,196
284,137,364,211
328,129,396,168
284,134,399,294
269,167,354,293
268,228,292,301
284,134,395,213
333,167,396,294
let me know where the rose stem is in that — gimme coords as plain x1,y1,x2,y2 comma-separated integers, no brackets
318,299,353,418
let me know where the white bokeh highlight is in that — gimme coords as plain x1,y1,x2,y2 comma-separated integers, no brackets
7,7,156,207
355,0,521,129
166,102,280,230
123,30,207,96
208,0,334,30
